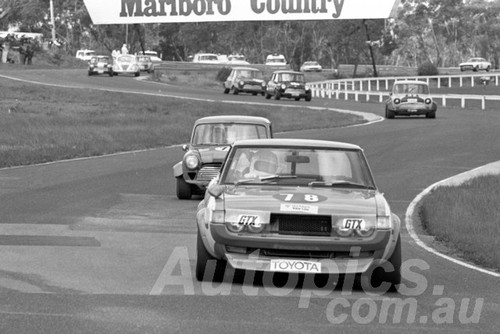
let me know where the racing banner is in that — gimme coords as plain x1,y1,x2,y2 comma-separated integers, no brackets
83,0,401,25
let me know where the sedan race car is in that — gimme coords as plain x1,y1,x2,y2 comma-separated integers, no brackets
112,54,140,77
88,55,113,76
300,61,323,72
385,80,437,119
459,57,491,72
223,67,266,96
265,70,312,101
172,116,273,199
196,139,402,291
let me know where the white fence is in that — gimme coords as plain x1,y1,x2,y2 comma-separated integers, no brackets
310,72,500,110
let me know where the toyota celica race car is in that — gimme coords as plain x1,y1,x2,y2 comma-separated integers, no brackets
385,80,437,119
195,139,402,291
172,115,273,199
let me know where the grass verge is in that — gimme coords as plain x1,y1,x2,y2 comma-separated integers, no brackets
418,174,500,270
0,77,365,168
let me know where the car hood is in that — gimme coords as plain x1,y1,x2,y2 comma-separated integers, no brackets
193,146,230,164
222,186,378,216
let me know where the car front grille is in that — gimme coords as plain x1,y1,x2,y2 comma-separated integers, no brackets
270,214,332,236
196,165,221,182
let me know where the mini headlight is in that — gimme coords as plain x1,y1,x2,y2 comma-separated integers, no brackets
394,98,401,104
185,155,200,169
261,82,266,87
425,98,432,104
281,84,287,90
305,85,311,91
226,221,245,233
239,80,245,86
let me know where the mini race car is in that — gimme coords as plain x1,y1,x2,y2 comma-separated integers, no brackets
265,70,312,101
172,115,273,199
223,67,266,96
88,55,113,76
385,80,437,119
195,138,402,291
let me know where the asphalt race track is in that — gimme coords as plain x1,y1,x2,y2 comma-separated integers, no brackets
0,69,498,333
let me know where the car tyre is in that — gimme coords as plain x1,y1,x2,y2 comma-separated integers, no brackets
426,111,436,119
265,90,272,99
305,95,312,102
362,235,401,292
233,87,239,95
385,107,395,119
135,71,140,77
223,87,230,94
486,66,491,72
274,90,281,100
176,177,192,200
196,229,226,282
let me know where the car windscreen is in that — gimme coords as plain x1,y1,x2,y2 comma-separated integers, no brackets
221,147,376,188
393,83,429,94
117,55,134,63
192,123,268,146
280,73,305,82
235,70,262,79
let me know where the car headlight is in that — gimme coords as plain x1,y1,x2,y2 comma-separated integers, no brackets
305,85,311,91
281,84,287,90
211,210,225,224
425,98,432,104
239,80,245,86
185,155,200,169
261,82,266,87
376,216,391,229
247,221,265,233
394,98,401,104
335,228,354,237
355,228,375,238
226,221,245,233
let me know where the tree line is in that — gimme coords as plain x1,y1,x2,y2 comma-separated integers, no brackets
1,0,499,70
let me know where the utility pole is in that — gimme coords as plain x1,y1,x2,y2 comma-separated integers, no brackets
363,19,378,78
50,0,56,43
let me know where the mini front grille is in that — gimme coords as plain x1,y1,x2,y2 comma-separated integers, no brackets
271,214,332,236
196,165,221,182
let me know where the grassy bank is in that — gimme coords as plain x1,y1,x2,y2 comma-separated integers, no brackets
0,77,365,168
418,175,500,270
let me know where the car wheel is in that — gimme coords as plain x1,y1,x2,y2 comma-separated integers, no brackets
426,111,436,119
363,235,401,292
274,90,281,100
232,87,239,95
176,177,192,200
486,66,491,72
386,107,395,119
223,87,230,94
294,97,300,101
108,71,113,77
473,66,478,72
88,71,93,76
305,95,312,102
265,90,272,99
196,229,226,282
135,72,140,77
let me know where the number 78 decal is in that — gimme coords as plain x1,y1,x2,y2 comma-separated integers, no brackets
274,193,326,203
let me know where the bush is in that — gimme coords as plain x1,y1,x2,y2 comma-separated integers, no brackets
418,62,439,76
216,67,232,82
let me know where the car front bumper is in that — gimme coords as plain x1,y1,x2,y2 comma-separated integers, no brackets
209,225,393,274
